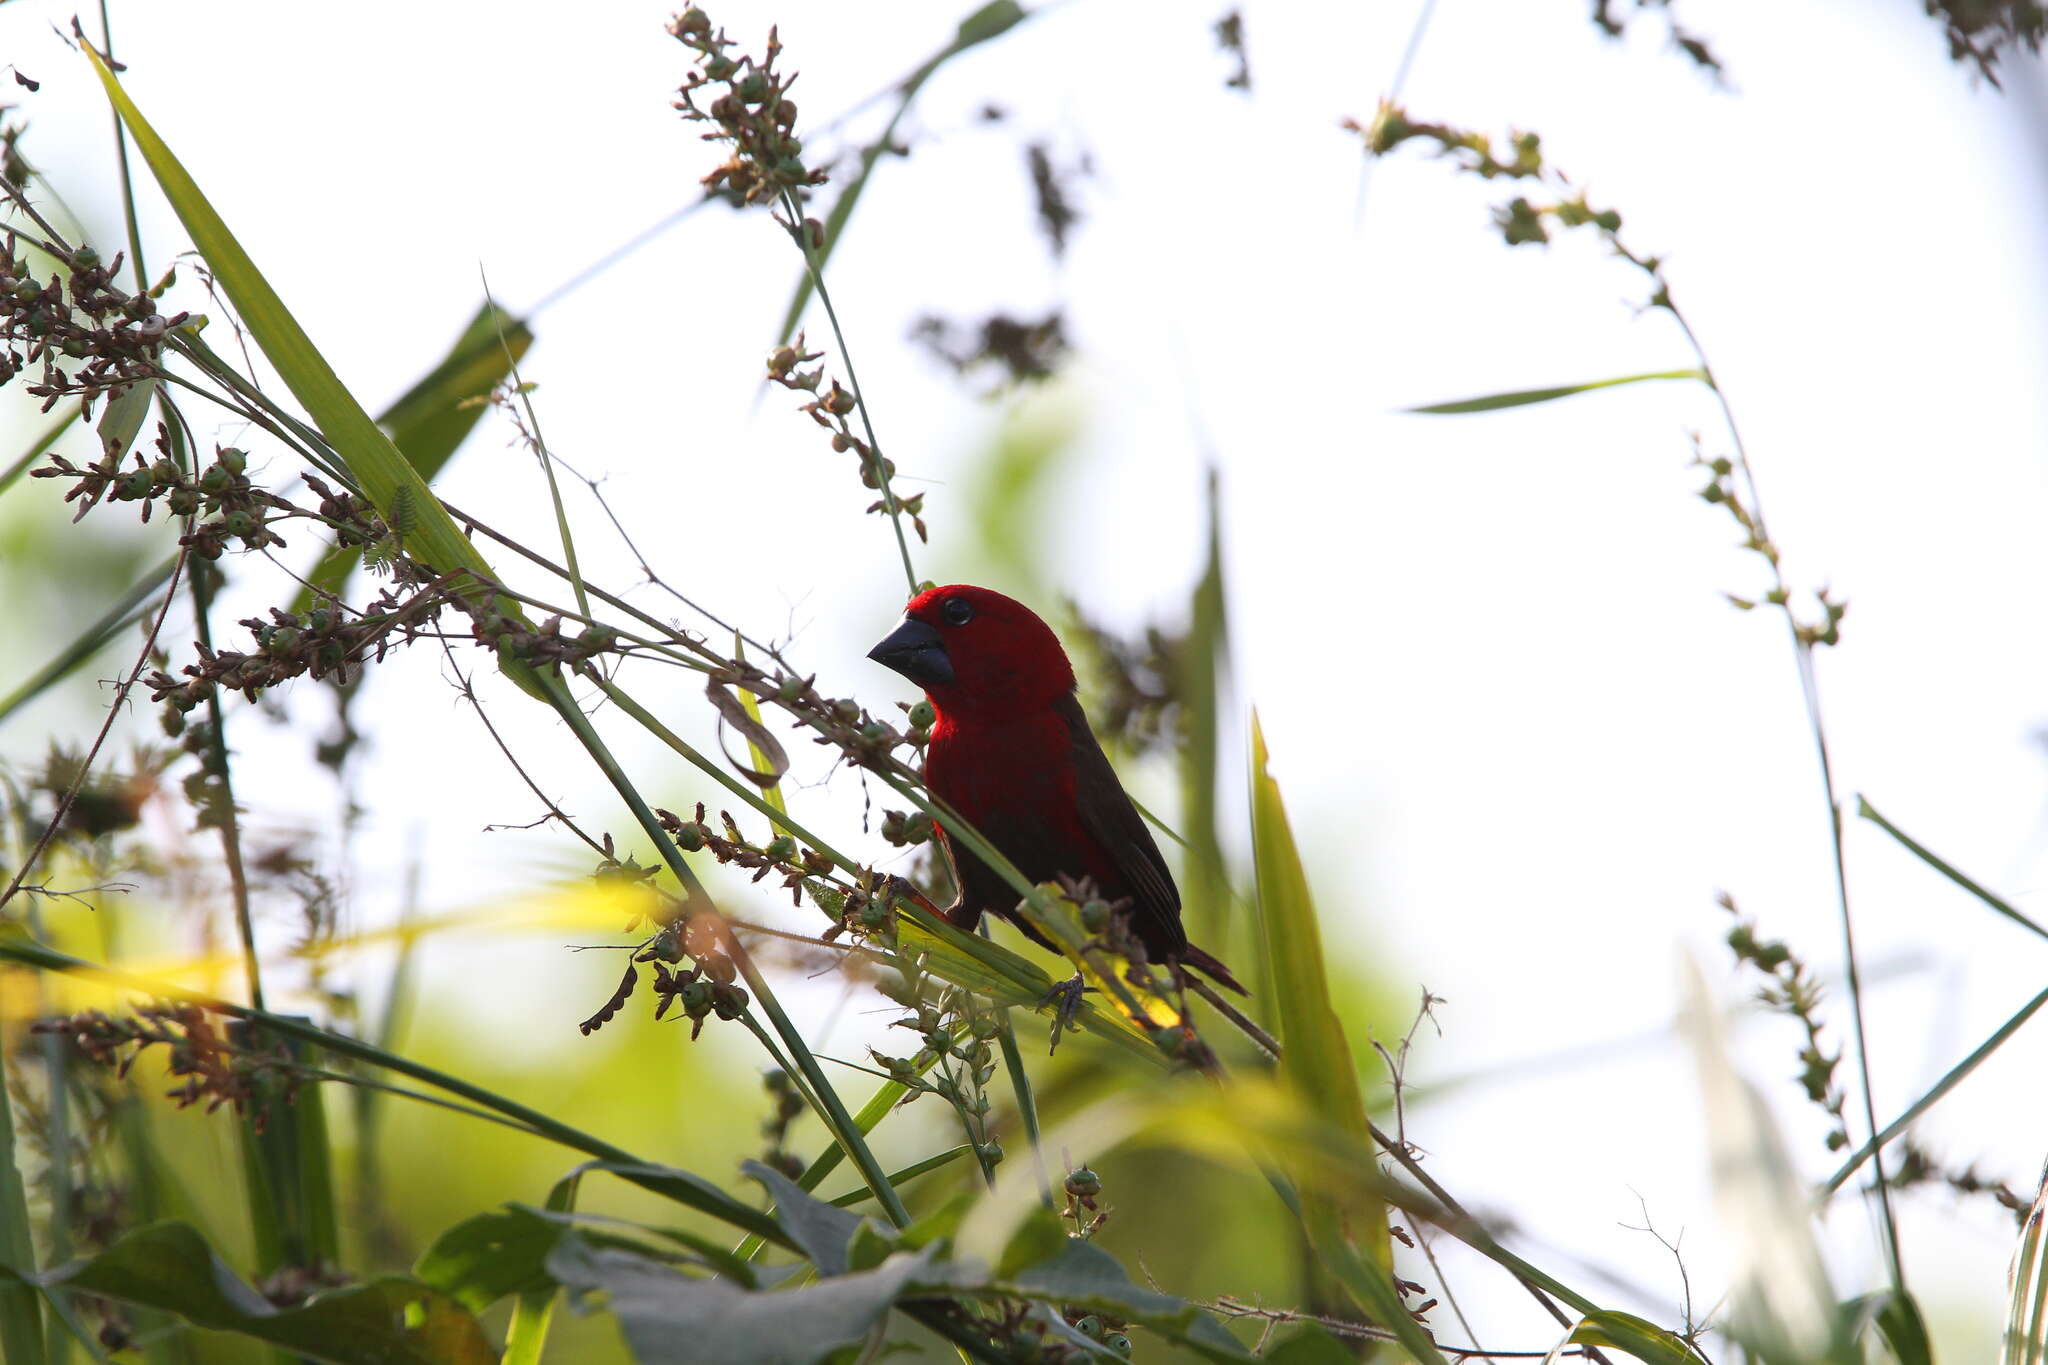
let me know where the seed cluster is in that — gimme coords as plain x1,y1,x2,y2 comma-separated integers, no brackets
0,238,185,408
669,6,824,207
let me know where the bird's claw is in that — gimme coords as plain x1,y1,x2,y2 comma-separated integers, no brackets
1038,973,1088,1054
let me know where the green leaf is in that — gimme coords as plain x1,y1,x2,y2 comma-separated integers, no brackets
1249,714,1447,1361
95,377,158,465
1569,1309,1699,1365
997,1204,1069,1280
293,302,533,616
552,1226,1259,1365
84,45,546,699
0,1221,493,1365
744,1159,865,1277
1404,367,1706,414
415,1206,562,1313
1842,1290,1933,1365
1004,1239,1253,1360
2004,1183,2048,1365
1261,1323,1356,1365
548,1234,952,1365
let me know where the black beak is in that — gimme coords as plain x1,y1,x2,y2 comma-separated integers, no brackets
868,617,954,688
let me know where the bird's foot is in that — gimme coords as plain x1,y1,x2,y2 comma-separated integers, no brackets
1038,973,1088,1054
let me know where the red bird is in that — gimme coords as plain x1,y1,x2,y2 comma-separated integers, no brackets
868,584,1244,996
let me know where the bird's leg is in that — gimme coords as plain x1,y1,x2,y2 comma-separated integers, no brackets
1037,973,1088,1053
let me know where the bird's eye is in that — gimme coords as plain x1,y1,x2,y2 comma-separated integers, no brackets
941,596,975,627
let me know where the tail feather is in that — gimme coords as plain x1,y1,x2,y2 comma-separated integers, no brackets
1174,941,1247,996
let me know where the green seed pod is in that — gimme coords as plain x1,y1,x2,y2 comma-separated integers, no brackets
1064,1167,1101,1199
908,700,935,729
763,835,796,862
265,627,300,656
307,607,334,635
118,468,154,500
199,463,232,494
1080,899,1111,932
680,980,714,1015
735,72,768,102
1073,1317,1103,1340
217,448,247,475
1102,1332,1132,1357
710,982,749,1019
979,1141,1003,1167
221,511,255,539
150,458,180,486
673,823,705,852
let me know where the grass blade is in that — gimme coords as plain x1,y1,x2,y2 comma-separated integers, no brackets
1857,796,2048,943
1824,984,2048,1195
1404,367,1706,414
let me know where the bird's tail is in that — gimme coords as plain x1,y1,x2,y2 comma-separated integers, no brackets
1175,941,1247,996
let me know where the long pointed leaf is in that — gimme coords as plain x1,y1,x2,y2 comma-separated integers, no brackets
1858,796,2048,942
1405,367,1706,415
83,45,544,698
1825,983,2048,1194
1248,715,1440,1360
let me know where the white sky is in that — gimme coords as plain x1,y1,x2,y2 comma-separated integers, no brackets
5,0,2048,1357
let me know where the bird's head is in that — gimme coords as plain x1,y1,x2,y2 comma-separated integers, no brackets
867,584,1075,719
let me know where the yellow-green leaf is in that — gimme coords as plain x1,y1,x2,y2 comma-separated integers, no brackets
1405,368,1706,415
1249,714,1440,1361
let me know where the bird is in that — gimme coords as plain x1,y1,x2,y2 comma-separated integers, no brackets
867,583,1245,999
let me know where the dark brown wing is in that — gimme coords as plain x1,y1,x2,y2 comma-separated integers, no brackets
1057,694,1245,993
1054,692,1187,960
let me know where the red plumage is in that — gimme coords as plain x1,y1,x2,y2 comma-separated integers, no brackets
868,584,1245,995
